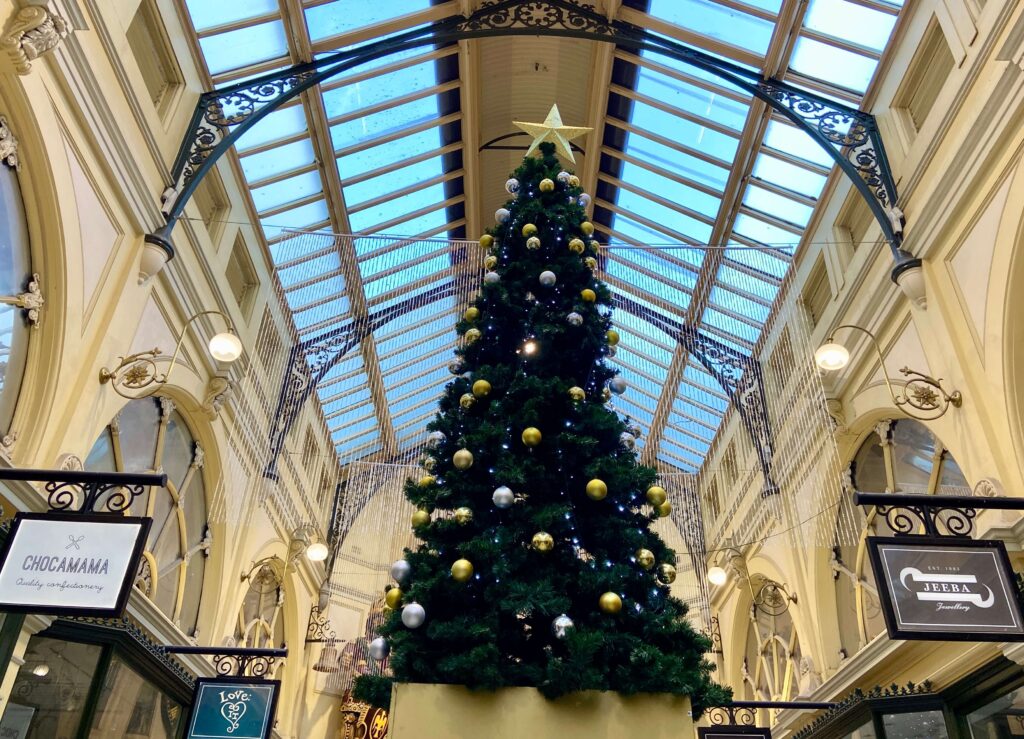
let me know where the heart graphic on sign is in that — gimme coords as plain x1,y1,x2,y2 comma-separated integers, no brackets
221,700,247,733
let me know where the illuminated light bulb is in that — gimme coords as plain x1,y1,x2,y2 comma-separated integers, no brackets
523,340,538,355
306,542,329,562
814,342,850,371
32,664,49,677
707,566,729,586
208,332,243,362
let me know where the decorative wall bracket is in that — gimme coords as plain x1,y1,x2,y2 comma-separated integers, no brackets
707,700,838,728
305,604,337,643
0,467,167,514
1,6,68,75
164,646,287,679
853,492,1024,538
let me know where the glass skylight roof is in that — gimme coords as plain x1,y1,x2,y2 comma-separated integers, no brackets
177,0,903,473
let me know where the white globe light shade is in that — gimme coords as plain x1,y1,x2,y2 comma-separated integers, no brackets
32,664,49,677
814,342,850,371
707,565,729,586
208,332,243,362
305,541,329,562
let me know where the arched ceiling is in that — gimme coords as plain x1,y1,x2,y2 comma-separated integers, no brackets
176,0,902,472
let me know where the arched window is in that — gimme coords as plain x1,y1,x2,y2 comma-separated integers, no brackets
0,131,34,433
832,419,969,656
235,560,285,650
742,586,802,704
85,397,210,635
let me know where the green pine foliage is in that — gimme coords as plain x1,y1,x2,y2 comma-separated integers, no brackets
353,142,728,714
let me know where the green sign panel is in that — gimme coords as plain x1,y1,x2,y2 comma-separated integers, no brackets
185,678,279,739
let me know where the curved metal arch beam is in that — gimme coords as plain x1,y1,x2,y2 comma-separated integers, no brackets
152,0,915,281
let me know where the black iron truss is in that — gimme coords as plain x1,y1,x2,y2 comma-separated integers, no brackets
164,646,287,679
151,0,914,279
0,467,168,514
852,492,1024,539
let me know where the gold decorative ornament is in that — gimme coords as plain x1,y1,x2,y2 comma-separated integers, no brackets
465,328,481,344
585,257,598,271
539,178,555,192
568,386,586,401
454,507,473,525
422,457,436,471
484,255,498,270
464,306,480,322
658,563,677,584
522,223,538,237
453,449,474,470
411,509,431,527
418,475,436,488
521,427,542,447
385,587,403,609
599,592,622,614
531,531,555,552
636,548,655,570
569,175,581,188
580,221,595,236
451,558,474,582
512,104,593,164
526,236,542,250
646,486,667,506
479,234,494,249
589,240,600,252
606,330,620,346
460,393,476,409
602,387,612,403
655,500,672,518
586,479,608,501
472,379,492,398
568,238,585,254
581,288,596,302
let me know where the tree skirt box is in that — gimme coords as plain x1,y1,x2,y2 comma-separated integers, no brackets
387,683,694,739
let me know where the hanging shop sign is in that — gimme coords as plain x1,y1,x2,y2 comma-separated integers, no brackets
0,512,150,617
185,677,280,739
867,536,1024,641
698,728,772,739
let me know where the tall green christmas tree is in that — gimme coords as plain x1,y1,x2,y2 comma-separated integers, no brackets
354,120,727,713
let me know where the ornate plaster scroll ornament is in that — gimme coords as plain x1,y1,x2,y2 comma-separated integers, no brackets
0,430,16,459
0,116,18,169
0,273,44,325
202,375,232,419
56,453,84,471
1,6,68,75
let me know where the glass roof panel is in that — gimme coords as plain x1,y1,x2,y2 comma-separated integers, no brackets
251,171,324,213
790,37,877,93
634,67,749,132
349,183,448,232
804,0,897,52
304,1,433,43
198,21,289,76
261,200,331,241
185,0,278,33
330,96,440,150
647,0,776,54
344,156,447,203
762,120,834,168
235,107,308,153
240,140,317,183
742,184,814,228
618,162,722,220
751,154,827,198
628,102,740,162
323,61,440,120
615,189,714,243
618,130,730,191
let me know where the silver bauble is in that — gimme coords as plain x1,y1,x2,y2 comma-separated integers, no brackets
609,376,627,395
427,430,447,446
607,345,617,358
620,432,636,450
492,485,515,509
556,171,571,184
368,637,390,661
579,193,592,208
567,312,583,326
484,271,500,285
552,614,575,639
505,178,520,194
390,559,412,583
402,602,426,628
539,271,557,287
448,360,463,375
568,196,577,205
628,422,643,438
495,207,511,223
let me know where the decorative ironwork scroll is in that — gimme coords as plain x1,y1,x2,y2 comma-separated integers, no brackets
0,468,166,514
306,604,337,643
164,646,287,679
708,705,758,727
850,492,1024,538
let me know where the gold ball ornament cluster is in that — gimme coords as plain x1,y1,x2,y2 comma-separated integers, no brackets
569,386,586,401
646,486,667,506
607,329,620,346
465,328,482,344
464,306,480,322
636,548,655,570
568,238,585,254
479,234,494,249
385,587,403,609
472,379,492,398
569,175,581,188
526,236,541,250
460,393,476,409
453,448,474,469
418,475,436,488
658,563,677,585
655,500,672,518
581,288,596,303
585,257,598,271
451,558,474,582
586,478,608,501
602,387,612,403
589,240,600,252
411,509,431,527
581,221,595,236
599,592,622,614
422,456,436,471
531,531,554,552
484,255,498,270
539,178,555,192
454,507,473,525
521,427,542,447
523,223,538,237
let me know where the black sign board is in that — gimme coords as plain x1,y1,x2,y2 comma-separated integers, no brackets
184,677,280,739
867,536,1024,641
0,512,150,618
699,728,772,739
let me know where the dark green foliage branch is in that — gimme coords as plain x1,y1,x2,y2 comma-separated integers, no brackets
354,142,728,714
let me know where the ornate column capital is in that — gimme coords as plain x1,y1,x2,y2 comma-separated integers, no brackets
1,6,69,75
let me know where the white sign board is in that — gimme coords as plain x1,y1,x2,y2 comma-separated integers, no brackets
0,512,150,617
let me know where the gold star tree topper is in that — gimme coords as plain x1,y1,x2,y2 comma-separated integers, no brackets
513,104,592,163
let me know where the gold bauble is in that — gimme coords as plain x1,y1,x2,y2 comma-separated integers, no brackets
460,393,476,409
586,479,608,501
568,238,585,254
658,563,677,585
521,427,542,447
479,234,494,249
602,387,612,403
589,240,600,252
526,236,542,250
539,178,555,192
581,288,597,303
568,175,581,188
531,531,555,552
453,449,474,470
418,475,436,488
472,379,492,398
382,603,393,614
568,386,586,401
484,255,498,270
599,591,622,614
523,223,538,237
581,221,595,236
411,509,431,527
464,306,480,322
454,507,473,525
646,486,667,506
655,500,672,518
451,558,474,582
585,257,598,271
465,328,481,344
422,457,436,471
636,548,655,570
385,587,403,609
607,329,620,346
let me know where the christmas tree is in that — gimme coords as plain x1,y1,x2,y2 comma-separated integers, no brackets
354,125,727,713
